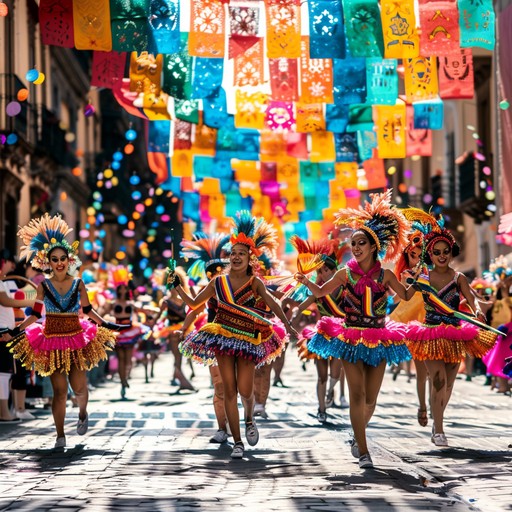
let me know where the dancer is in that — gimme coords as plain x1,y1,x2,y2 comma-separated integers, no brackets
176,212,299,459
102,268,152,398
389,229,430,427
157,270,194,391
137,307,162,384
292,236,346,423
179,232,231,442
3,214,126,449
296,191,415,468
405,211,496,447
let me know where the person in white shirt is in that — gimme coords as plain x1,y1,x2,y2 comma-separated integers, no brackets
0,249,33,422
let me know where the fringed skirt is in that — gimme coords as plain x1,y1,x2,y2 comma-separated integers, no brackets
179,320,287,368
9,316,116,376
407,321,498,363
307,317,411,367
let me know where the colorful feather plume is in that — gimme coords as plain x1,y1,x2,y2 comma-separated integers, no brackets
180,232,230,280
334,190,410,263
17,213,81,272
230,210,278,258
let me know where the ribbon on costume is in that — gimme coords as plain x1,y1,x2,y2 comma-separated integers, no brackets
407,275,503,336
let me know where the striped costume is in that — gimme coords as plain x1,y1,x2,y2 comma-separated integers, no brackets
307,264,411,367
180,275,285,367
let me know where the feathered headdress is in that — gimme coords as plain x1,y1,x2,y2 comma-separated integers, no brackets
17,213,81,273
180,232,230,280
401,207,458,257
334,190,409,263
230,210,278,259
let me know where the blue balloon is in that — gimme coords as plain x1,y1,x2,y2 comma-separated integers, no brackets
112,161,121,170
131,191,142,200
129,175,141,185
125,129,137,141
117,215,128,225
156,205,165,214
143,267,153,279
113,151,123,161
25,69,39,82
99,229,106,238
83,240,93,251
6,133,18,145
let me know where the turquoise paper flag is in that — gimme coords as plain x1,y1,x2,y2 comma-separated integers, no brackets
333,57,367,105
347,105,373,132
357,131,377,161
366,58,398,105
182,192,201,222
225,187,243,217
308,0,346,58
193,155,214,179
326,104,349,133
235,129,260,161
458,0,495,50
413,99,444,130
203,88,229,129
148,121,171,153
149,0,180,55
192,57,224,99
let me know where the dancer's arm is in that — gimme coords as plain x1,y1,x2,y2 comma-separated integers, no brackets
253,277,299,338
384,269,417,301
295,268,346,298
174,277,216,309
290,296,315,328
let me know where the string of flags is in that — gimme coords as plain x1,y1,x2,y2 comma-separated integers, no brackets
36,0,496,238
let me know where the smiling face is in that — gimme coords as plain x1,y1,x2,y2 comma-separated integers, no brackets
430,240,452,268
48,247,69,275
350,231,376,263
230,243,250,273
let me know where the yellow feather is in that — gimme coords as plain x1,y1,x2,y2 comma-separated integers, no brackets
401,207,436,225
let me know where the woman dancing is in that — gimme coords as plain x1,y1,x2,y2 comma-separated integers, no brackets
405,211,496,446
296,191,416,468
4,214,127,449
175,212,298,459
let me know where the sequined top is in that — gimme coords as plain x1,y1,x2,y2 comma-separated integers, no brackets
42,279,81,314
424,272,461,326
342,269,387,328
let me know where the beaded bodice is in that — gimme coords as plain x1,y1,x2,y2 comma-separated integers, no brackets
424,272,461,326
42,279,81,314
342,269,387,328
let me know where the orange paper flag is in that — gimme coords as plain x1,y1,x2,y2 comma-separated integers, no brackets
73,0,112,51
189,0,225,57
404,56,439,103
265,0,301,58
300,37,334,104
374,103,407,158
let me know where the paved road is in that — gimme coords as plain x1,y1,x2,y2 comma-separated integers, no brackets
0,351,510,512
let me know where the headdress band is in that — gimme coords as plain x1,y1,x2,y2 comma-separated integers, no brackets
355,225,381,253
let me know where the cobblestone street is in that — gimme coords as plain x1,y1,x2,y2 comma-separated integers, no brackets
0,352,510,511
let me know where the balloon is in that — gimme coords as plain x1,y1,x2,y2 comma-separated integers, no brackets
25,69,39,82
84,103,96,117
33,72,46,85
6,101,21,117
17,89,29,101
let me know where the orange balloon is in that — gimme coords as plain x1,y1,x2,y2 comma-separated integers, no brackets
17,89,29,101
398,183,408,194
124,143,134,155
72,167,82,176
